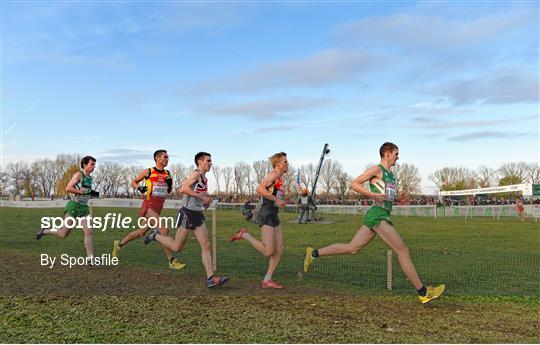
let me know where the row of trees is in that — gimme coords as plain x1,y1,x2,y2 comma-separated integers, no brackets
0,156,351,199
1,154,538,198
211,160,351,198
429,162,540,191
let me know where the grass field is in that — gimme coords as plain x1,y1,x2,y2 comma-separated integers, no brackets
1,206,539,343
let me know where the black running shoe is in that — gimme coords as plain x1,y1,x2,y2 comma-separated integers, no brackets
36,227,46,240
144,228,159,245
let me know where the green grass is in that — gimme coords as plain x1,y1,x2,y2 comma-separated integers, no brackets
3,206,537,295
2,294,539,343
1,206,539,343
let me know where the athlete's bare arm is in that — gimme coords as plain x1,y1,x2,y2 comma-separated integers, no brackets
350,165,386,204
256,171,285,208
131,169,148,189
65,172,83,195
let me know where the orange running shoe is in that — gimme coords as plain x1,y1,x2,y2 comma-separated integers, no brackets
261,280,283,289
229,227,248,243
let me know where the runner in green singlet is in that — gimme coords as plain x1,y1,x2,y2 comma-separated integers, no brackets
302,143,445,304
36,156,99,258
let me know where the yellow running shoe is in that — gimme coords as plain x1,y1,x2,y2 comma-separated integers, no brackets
169,258,186,270
112,240,121,258
418,284,445,304
303,246,315,273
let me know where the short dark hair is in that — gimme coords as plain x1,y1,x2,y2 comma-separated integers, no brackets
379,142,398,158
80,156,96,168
195,152,211,166
154,150,167,161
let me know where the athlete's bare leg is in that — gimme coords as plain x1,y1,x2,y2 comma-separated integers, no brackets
119,208,174,260
244,225,276,257
43,213,74,238
155,226,190,253
192,224,214,278
317,226,376,256
374,220,423,290
81,217,94,257
265,226,284,278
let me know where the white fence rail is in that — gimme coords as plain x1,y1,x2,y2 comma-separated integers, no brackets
1,199,185,209
316,204,537,219
1,199,538,219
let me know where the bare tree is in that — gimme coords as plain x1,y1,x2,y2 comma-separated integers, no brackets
253,160,271,184
119,166,131,195
334,171,351,198
298,163,316,190
32,160,48,197
92,165,106,195
21,163,38,197
45,159,61,197
211,165,222,193
246,168,255,196
282,166,297,197
222,167,233,194
525,162,540,184
233,164,242,194
6,161,28,195
123,165,145,195
476,166,498,188
393,163,421,196
0,170,8,196
93,162,125,196
320,160,343,195
31,159,57,197
498,162,529,182
234,162,251,194
170,163,189,193
429,167,476,191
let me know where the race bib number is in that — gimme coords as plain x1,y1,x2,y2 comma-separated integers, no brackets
385,182,396,201
152,184,168,197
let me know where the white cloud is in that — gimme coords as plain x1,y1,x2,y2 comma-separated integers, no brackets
447,131,537,142
423,67,539,105
96,149,153,164
411,115,537,129
193,97,332,119
334,7,537,52
185,50,380,95
157,3,247,32
232,125,298,136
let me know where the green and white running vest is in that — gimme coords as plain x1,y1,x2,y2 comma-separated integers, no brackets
369,164,397,213
70,170,93,205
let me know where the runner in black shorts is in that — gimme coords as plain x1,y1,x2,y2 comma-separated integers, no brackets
145,152,229,288
229,152,289,289
176,206,206,230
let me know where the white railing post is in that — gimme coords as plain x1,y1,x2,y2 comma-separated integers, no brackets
386,250,393,291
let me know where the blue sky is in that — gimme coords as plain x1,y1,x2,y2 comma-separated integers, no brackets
2,1,539,193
